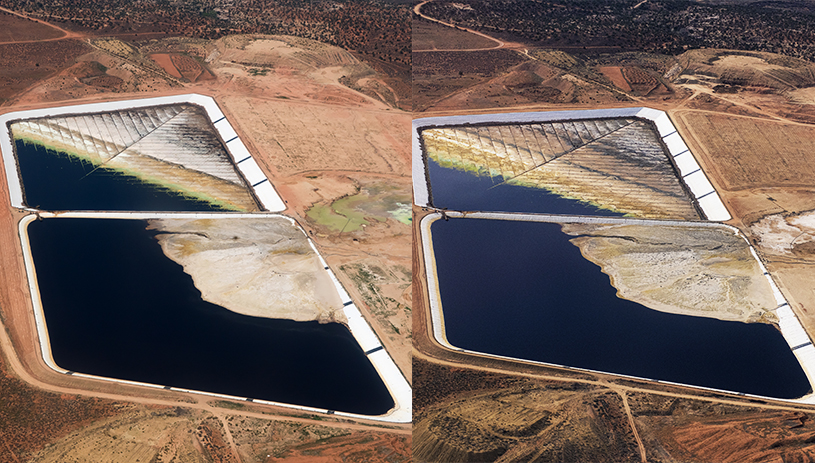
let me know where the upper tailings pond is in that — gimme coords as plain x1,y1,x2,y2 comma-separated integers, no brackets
10,103,260,212
28,217,394,415
430,217,811,399
15,140,242,211
426,157,625,216
420,118,702,220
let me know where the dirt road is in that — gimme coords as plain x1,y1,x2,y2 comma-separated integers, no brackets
413,0,505,52
0,6,86,44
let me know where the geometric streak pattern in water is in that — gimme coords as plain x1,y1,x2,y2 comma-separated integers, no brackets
422,118,700,219
11,104,259,211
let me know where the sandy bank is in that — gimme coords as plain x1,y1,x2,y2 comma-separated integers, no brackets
561,222,779,323
148,217,345,323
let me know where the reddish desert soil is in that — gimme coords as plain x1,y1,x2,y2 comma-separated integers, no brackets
412,16,499,52
150,52,183,78
412,12,815,462
0,40,91,102
150,52,215,82
621,66,662,95
599,66,632,92
0,349,124,463
0,12,411,462
267,432,410,462
673,111,815,192
0,8,65,43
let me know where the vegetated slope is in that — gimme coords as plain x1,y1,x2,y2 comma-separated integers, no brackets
0,351,123,462
418,0,815,62
629,393,815,463
0,0,411,104
413,358,640,463
415,357,815,463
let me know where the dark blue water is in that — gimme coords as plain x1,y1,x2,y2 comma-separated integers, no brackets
425,157,623,216
28,218,394,415
431,218,811,399
14,140,243,211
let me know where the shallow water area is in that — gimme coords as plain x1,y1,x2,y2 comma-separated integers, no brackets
430,217,811,399
426,158,624,216
15,140,237,211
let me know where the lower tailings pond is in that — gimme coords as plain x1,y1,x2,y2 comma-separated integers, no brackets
430,217,811,399
28,217,394,415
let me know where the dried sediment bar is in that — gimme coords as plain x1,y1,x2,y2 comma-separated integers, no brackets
148,217,346,323
561,222,779,323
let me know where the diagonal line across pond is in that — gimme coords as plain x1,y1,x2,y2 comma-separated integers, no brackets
487,120,636,189
79,107,193,180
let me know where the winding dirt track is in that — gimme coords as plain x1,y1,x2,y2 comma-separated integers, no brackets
0,6,85,44
616,388,647,462
412,0,505,52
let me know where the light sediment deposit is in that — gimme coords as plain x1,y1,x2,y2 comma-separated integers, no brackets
561,222,779,323
148,217,345,323
421,119,699,219
750,210,815,258
11,104,259,211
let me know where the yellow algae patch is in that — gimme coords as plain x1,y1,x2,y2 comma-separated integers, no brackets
148,217,345,324
561,222,778,323
306,183,412,231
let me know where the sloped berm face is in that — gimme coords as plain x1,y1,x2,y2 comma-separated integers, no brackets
11,104,259,211
421,118,700,219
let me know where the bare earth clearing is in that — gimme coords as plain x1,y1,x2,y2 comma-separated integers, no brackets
412,16,498,52
0,13,410,463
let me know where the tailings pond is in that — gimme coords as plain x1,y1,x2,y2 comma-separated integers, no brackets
16,141,239,211
426,158,624,216
28,217,394,415
430,217,811,399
